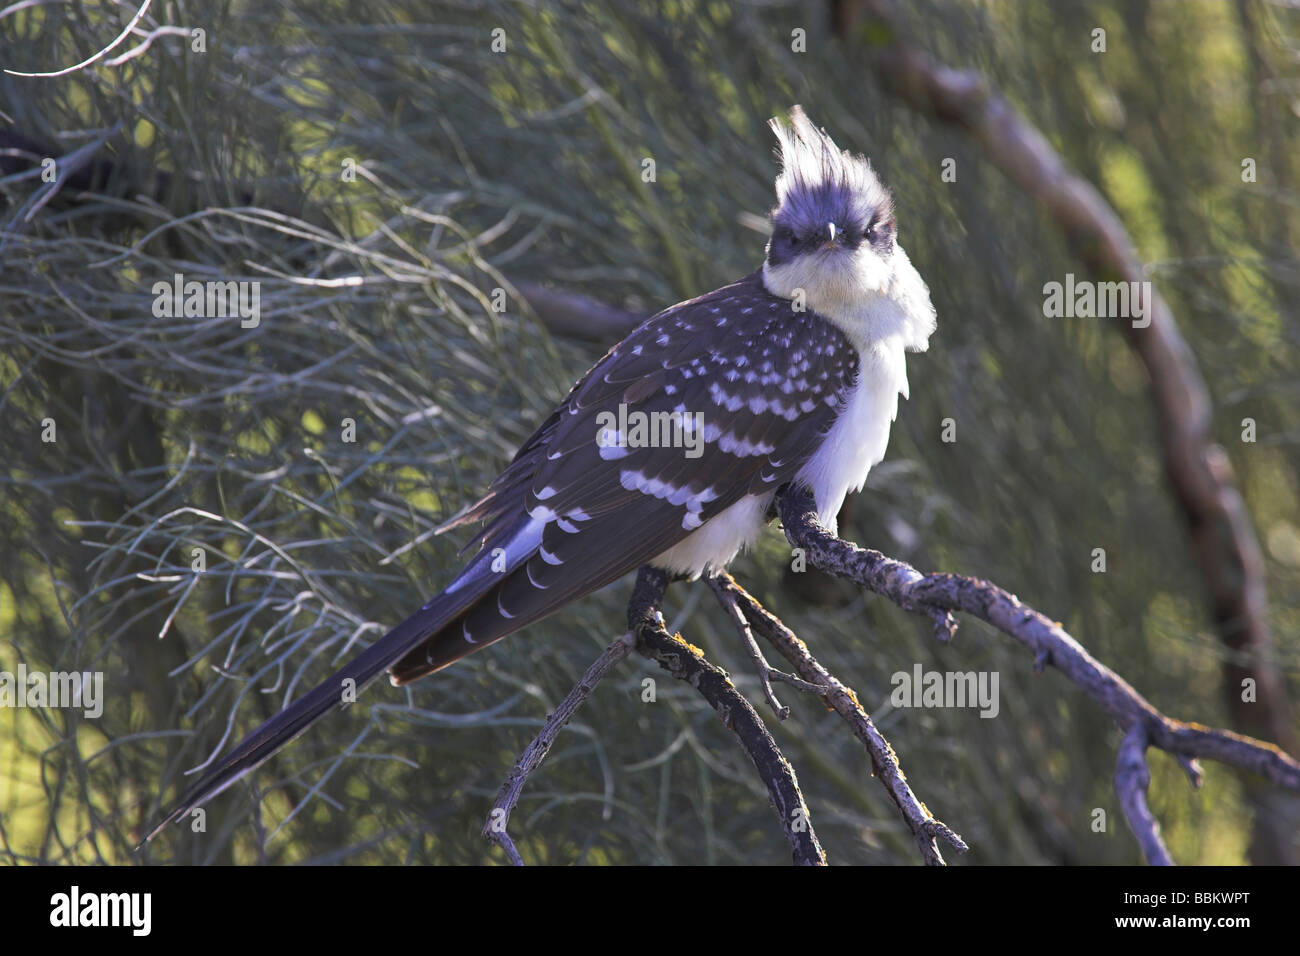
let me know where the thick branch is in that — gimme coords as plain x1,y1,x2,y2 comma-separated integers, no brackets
778,486,1300,815
514,280,642,343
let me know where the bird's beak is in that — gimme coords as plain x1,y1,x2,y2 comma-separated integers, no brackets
822,222,838,250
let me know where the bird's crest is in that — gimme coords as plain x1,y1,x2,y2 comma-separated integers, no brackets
769,106,891,234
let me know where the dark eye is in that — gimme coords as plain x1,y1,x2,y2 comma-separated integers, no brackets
866,216,896,244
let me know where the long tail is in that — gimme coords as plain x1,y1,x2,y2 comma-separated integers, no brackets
140,590,468,843
142,517,548,844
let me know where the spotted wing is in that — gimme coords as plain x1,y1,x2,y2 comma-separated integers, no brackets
391,270,858,680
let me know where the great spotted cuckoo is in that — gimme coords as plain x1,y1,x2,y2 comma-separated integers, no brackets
145,106,936,841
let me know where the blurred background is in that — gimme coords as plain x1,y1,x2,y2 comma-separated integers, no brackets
0,0,1297,865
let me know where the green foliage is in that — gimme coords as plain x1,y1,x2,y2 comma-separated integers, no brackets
0,0,1296,865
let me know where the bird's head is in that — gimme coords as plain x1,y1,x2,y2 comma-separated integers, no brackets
762,106,935,351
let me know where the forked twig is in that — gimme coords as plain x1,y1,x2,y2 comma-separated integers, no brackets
776,484,1300,864
483,634,635,865
485,568,826,865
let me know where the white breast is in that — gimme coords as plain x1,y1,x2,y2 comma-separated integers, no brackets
794,337,907,534
651,492,774,579
651,336,908,577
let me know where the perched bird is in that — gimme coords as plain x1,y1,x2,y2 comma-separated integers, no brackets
144,106,936,841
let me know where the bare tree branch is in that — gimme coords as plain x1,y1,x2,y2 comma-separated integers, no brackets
484,568,828,865
713,571,968,865
707,573,819,719
1116,724,1175,866
513,280,642,343
627,567,826,865
484,634,634,865
777,484,1300,862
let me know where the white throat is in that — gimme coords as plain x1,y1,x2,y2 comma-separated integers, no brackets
761,243,935,353
762,243,937,531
